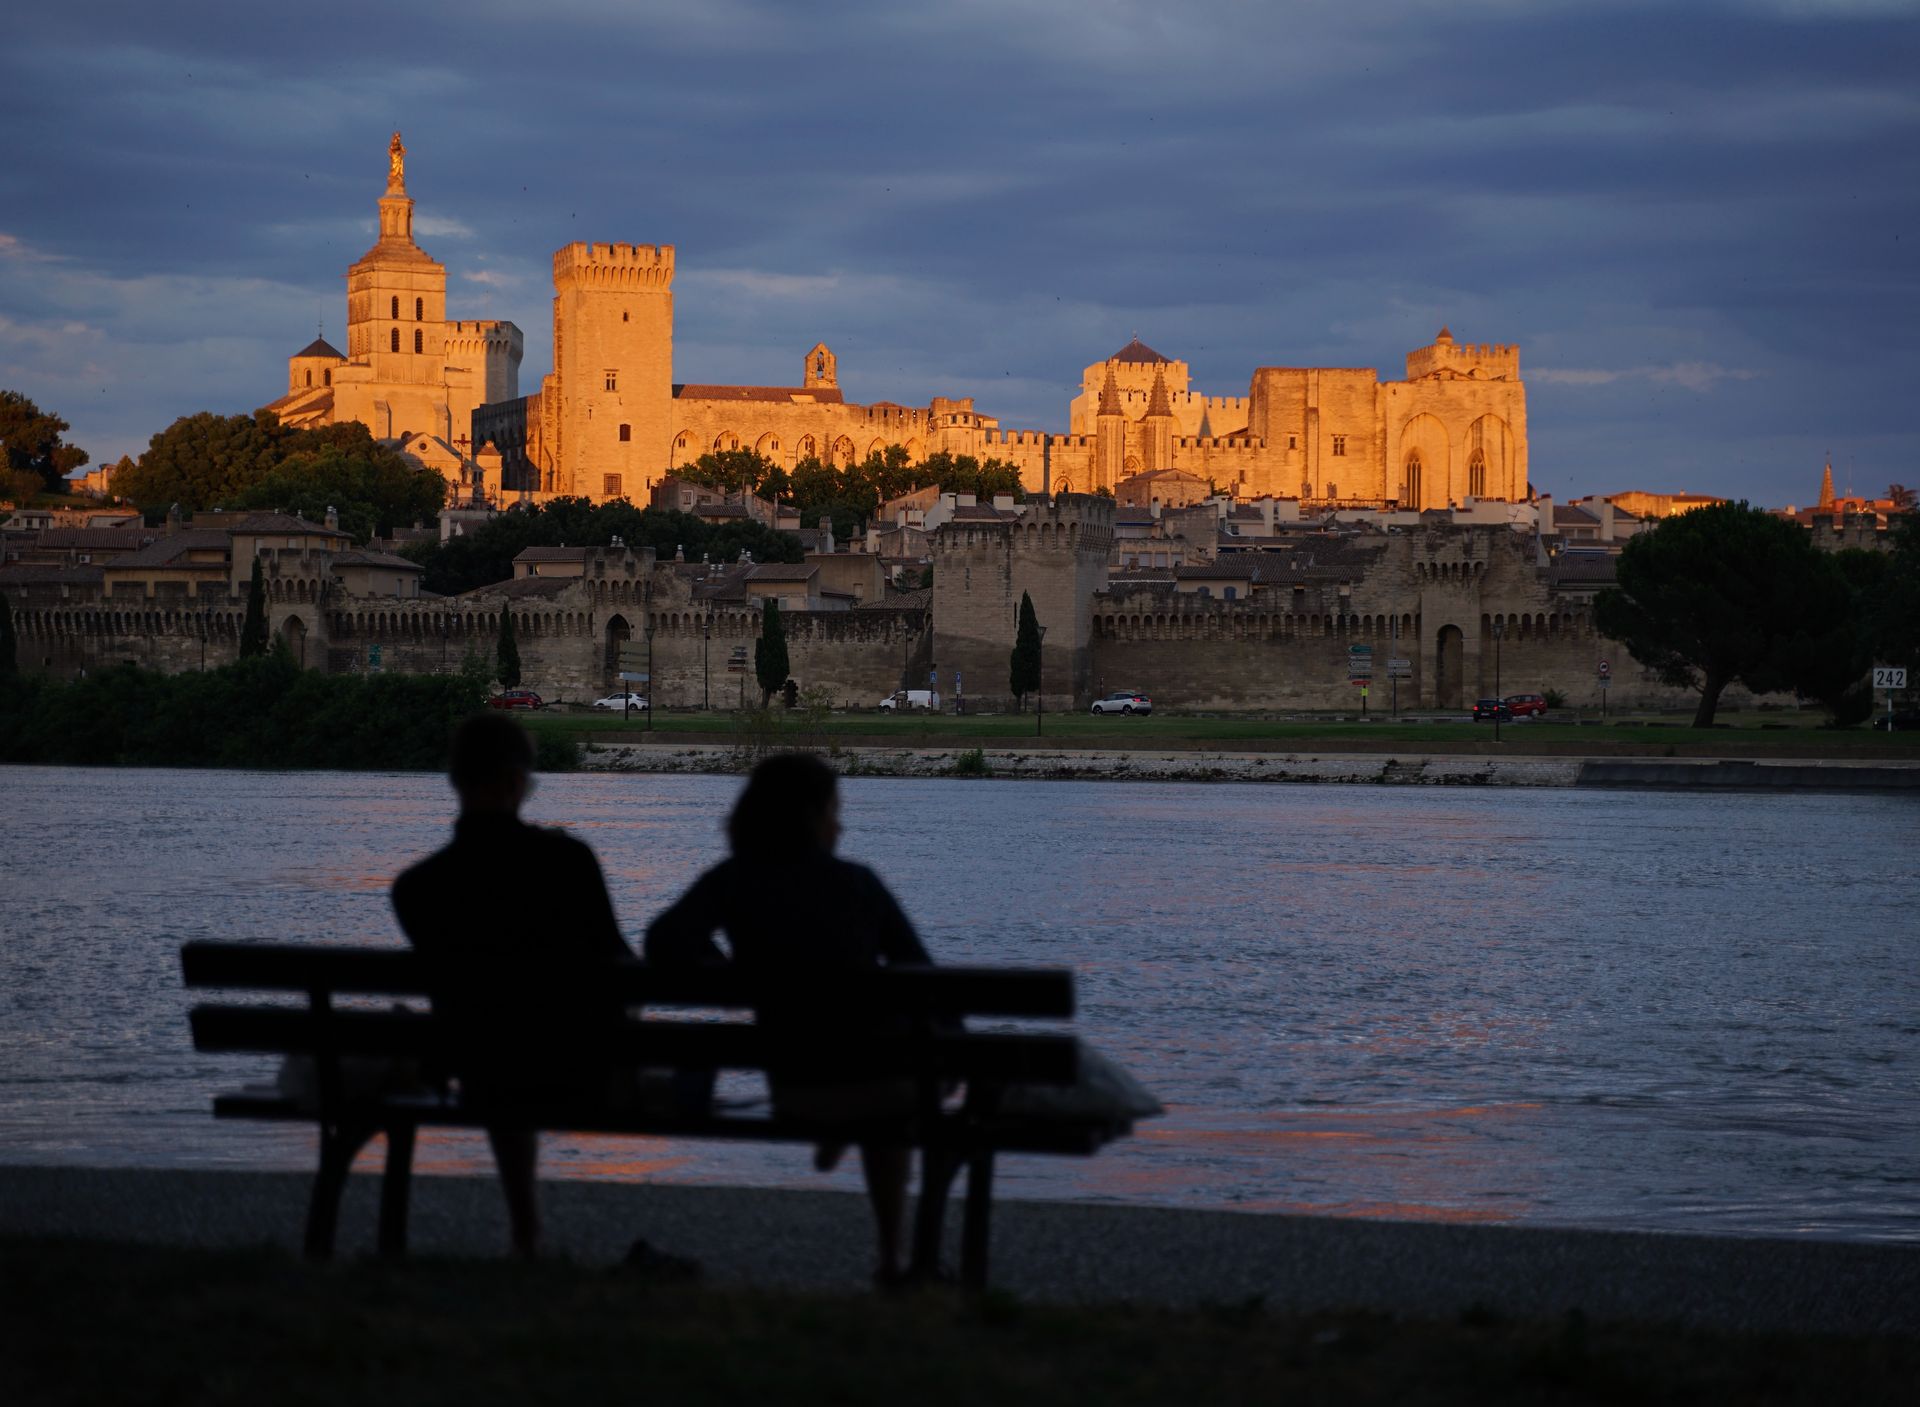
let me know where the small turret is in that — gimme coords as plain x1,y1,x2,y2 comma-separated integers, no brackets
1818,461,1836,511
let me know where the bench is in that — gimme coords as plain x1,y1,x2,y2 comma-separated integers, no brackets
181,941,1130,1287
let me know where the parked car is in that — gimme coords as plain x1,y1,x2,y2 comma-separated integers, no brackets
592,692,649,711
1879,708,1920,732
879,690,940,711
489,688,544,711
1091,690,1153,716
1503,693,1548,718
1471,698,1513,723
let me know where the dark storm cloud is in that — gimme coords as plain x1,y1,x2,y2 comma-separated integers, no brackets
1,0,1913,506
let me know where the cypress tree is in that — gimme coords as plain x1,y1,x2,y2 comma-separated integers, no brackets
754,598,789,706
1009,590,1041,710
0,591,17,680
497,608,522,689
238,556,269,658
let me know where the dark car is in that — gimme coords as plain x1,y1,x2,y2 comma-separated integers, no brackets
1503,693,1548,718
489,688,544,711
1879,708,1920,732
1472,698,1513,723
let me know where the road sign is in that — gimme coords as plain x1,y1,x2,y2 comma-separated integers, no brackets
1873,666,1908,690
617,642,647,671
727,645,748,674
1598,659,1612,678
618,672,650,683
1387,657,1412,679
368,643,382,674
1347,644,1373,680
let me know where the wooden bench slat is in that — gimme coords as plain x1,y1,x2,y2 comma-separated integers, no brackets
180,942,1074,1018
190,1005,1081,1084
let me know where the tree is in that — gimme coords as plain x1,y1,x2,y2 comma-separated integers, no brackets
234,439,445,542
0,592,17,680
238,556,269,658
754,598,788,706
1009,590,1041,710
1594,501,1859,727
0,390,89,491
114,410,287,508
497,608,522,689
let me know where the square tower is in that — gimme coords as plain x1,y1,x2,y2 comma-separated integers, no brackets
551,242,675,502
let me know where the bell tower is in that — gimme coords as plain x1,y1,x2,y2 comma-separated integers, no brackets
340,132,448,421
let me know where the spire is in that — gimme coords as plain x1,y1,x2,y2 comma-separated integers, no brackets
1196,403,1214,439
1146,367,1172,418
1818,461,1835,510
1098,363,1122,417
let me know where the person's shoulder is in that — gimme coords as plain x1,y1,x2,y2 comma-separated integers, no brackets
528,825,599,862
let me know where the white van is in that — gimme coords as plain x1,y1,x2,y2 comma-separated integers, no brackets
880,689,941,711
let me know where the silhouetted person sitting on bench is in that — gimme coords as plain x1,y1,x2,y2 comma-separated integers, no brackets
391,713,631,1259
645,752,934,1285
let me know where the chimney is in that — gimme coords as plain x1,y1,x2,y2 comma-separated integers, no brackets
1535,493,1554,538
1598,499,1616,542
325,504,339,531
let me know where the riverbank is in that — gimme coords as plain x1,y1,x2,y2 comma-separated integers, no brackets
578,739,1920,790
3,1165,1915,1340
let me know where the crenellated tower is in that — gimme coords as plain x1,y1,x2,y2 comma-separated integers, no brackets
550,241,676,501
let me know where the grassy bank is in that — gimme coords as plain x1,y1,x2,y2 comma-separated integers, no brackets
3,1238,1912,1406
524,708,1920,756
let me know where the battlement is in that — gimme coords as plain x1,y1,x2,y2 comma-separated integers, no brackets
552,241,675,291
446,319,519,339
1173,435,1266,452
1405,334,1521,382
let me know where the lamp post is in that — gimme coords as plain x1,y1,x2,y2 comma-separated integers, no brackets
1036,624,1048,737
1493,618,1505,743
703,605,711,713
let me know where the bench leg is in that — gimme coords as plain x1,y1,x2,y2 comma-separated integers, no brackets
960,1151,995,1290
378,1124,417,1258
305,1124,372,1260
909,1148,961,1280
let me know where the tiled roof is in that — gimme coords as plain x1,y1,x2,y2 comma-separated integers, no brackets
1550,553,1619,586
512,546,589,562
1109,566,1177,583
1177,558,1261,579
111,532,231,569
746,563,818,582
0,564,103,587
293,337,344,360
31,528,158,550
949,504,1018,522
229,512,350,538
857,586,931,611
673,384,848,405
332,549,423,571
1554,505,1600,526
465,576,578,601
1108,337,1171,365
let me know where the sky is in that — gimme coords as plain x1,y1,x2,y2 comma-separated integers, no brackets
1,0,1915,508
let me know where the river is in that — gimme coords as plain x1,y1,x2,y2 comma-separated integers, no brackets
2,765,1914,1241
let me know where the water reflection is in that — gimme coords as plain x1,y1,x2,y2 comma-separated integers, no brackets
1,766,1916,1242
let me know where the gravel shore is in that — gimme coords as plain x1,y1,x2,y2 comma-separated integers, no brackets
4,1165,1913,1337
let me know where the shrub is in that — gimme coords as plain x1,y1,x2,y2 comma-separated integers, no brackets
951,747,991,777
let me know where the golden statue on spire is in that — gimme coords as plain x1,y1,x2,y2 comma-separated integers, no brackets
387,131,406,188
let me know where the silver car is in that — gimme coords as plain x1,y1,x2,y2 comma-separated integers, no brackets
1090,690,1152,715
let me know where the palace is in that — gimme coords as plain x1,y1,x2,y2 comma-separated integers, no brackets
266,137,1529,512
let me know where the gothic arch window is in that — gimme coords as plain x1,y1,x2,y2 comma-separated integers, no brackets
1404,451,1423,507
714,431,740,452
672,431,692,460
413,329,423,354
323,369,331,386
390,296,399,319
798,435,816,459
414,297,423,321
390,328,400,353
1468,449,1487,498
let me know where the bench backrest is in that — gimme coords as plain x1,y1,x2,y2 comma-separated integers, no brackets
182,941,1079,1088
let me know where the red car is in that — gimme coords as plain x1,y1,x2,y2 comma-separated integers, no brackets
489,688,544,711
1503,693,1548,718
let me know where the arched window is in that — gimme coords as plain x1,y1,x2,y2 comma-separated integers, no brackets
1404,451,1423,507
618,424,631,442
1468,449,1487,498
414,329,423,354
414,297,423,321
323,369,331,386
390,328,399,353
390,296,399,319
304,370,312,386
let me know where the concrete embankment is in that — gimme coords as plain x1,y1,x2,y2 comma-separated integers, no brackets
2,1165,1913,1337
579,742,1920,792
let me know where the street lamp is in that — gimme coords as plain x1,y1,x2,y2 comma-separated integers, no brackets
1492,617,1505,743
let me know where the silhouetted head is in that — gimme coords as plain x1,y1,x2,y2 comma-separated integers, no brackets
728,752,840,860
449,713,535,816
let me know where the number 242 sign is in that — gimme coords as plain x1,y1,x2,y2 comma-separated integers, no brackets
1873,666,1908,689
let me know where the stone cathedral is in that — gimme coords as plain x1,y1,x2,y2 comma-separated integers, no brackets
269,137,1529,511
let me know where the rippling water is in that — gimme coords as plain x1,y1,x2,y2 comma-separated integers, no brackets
2,765,1915,1241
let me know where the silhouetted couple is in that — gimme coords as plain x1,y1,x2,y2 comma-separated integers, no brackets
391,715,929,1281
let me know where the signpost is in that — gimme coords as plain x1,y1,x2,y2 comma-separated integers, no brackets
617,642,650,725
1347,644,1373,718
1598,658,1612,720
1874,665,1908,731
368,643,382,675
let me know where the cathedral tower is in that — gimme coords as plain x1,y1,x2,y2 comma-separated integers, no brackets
341,133,448,410
550,242,675,501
